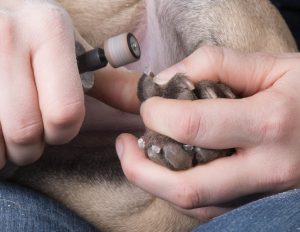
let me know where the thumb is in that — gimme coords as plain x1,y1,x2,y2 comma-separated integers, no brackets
156,46,297,96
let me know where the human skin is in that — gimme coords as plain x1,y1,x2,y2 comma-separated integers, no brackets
0,0,140,168
116,46,300,219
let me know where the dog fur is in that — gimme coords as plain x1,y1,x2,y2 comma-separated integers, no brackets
7,1,298,231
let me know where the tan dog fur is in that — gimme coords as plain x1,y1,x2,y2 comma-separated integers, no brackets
58,0,144,47
10,0,298,232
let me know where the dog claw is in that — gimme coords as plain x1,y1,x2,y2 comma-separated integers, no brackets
151,145,162,154
143,67,153,76
183,144,194,151
138,137,146,149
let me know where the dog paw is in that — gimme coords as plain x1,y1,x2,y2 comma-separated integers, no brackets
138,131,194,170
137,72,236,170
137,72,197,101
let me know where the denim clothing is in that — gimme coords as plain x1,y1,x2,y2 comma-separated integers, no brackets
193,189,300,232
0,181,98,232
1,181,299,232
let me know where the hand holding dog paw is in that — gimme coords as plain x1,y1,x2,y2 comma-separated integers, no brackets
116,46,300,219
0,1,84,167
137,72,236,170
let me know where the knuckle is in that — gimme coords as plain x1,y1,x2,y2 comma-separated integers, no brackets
258,96,293,142
199,45,220,56
172,178,203,209
36,5,70,37
122,163,137,183
175,105,202,144
9,121,43,145
175,187,199,209
45,100,84,129
198,45,224,67
196,208,215,221
176,194,194,209
121,157,140,184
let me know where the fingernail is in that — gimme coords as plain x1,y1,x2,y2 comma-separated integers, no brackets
116,136,124,159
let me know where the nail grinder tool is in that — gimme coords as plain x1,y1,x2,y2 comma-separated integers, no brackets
76,33,141,92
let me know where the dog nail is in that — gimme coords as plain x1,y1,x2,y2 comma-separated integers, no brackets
151,145,162,154
183,144,194,151
143,66,152,76
138,137,146,149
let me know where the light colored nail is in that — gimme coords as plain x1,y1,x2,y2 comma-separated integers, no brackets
183,144,194,151
138,137,146,149
151,145,162,154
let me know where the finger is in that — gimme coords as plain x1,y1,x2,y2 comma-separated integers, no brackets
115,133,233,207
116,134,280,208
89,66,141,114
0,15,44,165
27,7,84,144
0,57,44,165
0,55,44,165
157,46,300,96
140,86,285,148
83,95,143,132
176,206,231,221
116,133,181,199
167,146,287,207
0,86,44,166
116,134,231,220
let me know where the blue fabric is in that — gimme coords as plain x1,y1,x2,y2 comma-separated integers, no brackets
193,189,300,232
1,181,299,232
0,181,98,232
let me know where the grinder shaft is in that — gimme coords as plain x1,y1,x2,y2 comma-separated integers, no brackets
77,32,140,74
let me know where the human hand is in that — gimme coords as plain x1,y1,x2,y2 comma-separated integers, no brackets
73,27,142,132
77,33,142,132
0,1,85,168
89,66,141,114
116,46,300,220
